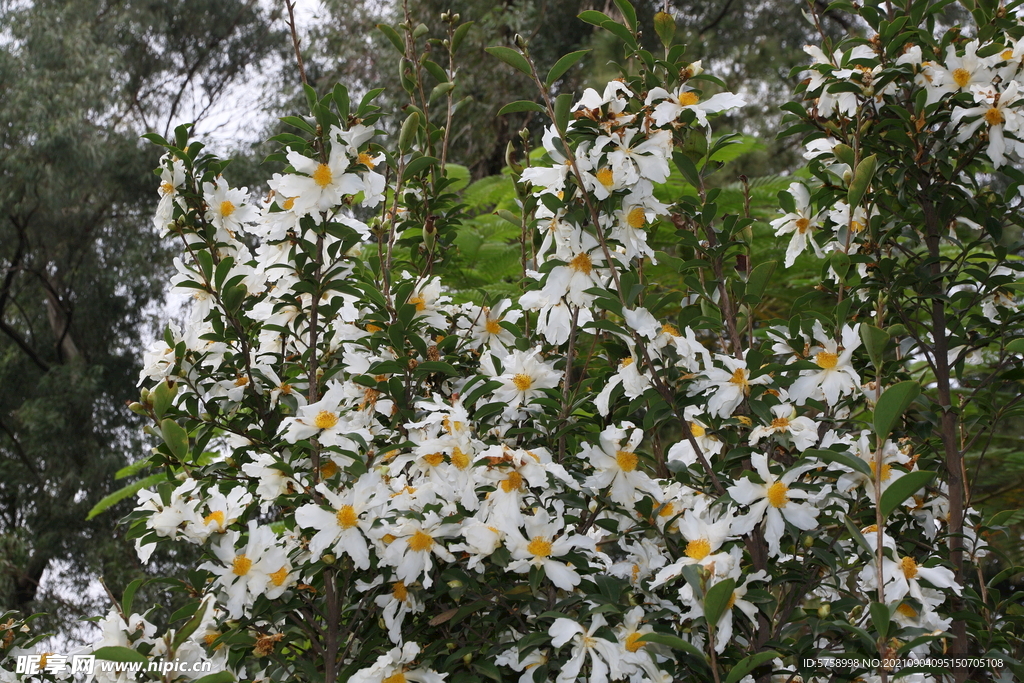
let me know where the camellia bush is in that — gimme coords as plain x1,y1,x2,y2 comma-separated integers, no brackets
5,1,1024,682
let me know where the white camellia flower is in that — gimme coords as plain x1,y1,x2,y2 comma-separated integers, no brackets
348,642,446,683
691,355,771,419
378,511,457,589
748,403,820,452
644,85,746,127
294,474,384,568
202,521,275,618
202,181,259,238
581,422,662,509
270,137,362,219
505,508,592,590
489,348,561,416
771,182,823,267
728,452,821,557
651,507,735,587
789,322,862,406
951,80,1022,167
549,615,627,683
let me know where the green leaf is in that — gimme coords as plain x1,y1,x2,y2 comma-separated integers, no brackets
673,151,701,188
377,24,405,53
87,474,164,520
553,92,573,132
832,143,856,168
192,673,236,683
92,646,147,664
152,379,178,419
115,458,150,480
636,632,707,662
333,83,350,120
398,112,420,152
724,651,779,683
860,324,890,368
870,601,891,640
497,100,547,116
280,115,315,134
987,508,1022,527
485,46,533,76
578,10,614,27
173,598,210,649
879,470,935,519
745,260,777,303
844,514,874,554
161,418,189,460
546,49,591,86
847,154,877,209
451,22,474,53
612,0,637,30
806,447,871,477
873,380,920,439
1006,338,1024,353
653,11,676,48
122,577,146,617
703,577,736,626
402,156,439,181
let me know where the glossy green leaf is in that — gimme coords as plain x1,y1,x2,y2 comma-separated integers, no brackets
497,100,547,116
161,418,189,460
873,380,920,439
93,646,148,664
546,49,590,86
87,473,164,520
484,46,533,76
724,651,779,683
879,470,935,519
847,153,877,209
704,577,736,626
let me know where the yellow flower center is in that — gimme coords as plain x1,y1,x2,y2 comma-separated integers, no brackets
512,373,533,391
727,591,737,610
408,295,426,312
616,450,639,472
729,367,749,389
160,181,175,195
220,200,236,217
869,460,892,481
451,447,470,470
851,219,864,233
896,602,918,618
569,251,593,274
382,533,397,545
596,167,614,187
423,452,445,467
501,471,524,493
766,481,789,508
1002,48,1015,60
282,197,296,210
366,323,382,333
407,530,434,552
485,319,502,334
315,410,339,430
627,206,646,228
771,417,790,431
624,632,646,652
358,151,376,167
685,538,711,560
312,163,333,187
527,537,552,557
392,581,408,602
319,460,338,480
952,67,971,88
232,554,252,576
985,107,1005,126
270,567,290,587
234,376,249,387
621,357,633,367
815,351,838,369
661,323,680,337
901,556,919,580
336,505,358,528
382,674,407,683
678,91,700,106
204,510,225,527
659,502,675,517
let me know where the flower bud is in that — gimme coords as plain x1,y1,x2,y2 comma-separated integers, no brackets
462,653,473,665
322,554,336,565
514,33,527,50
818,604,831,618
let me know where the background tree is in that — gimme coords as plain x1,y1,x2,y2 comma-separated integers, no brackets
0,0,284,635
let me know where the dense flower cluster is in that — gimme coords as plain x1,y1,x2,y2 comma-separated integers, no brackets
8,4,1023,683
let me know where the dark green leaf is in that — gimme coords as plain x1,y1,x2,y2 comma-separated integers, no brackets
879,471,935,519
874,380,920,438
485,46,533,76
546,50,591,86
